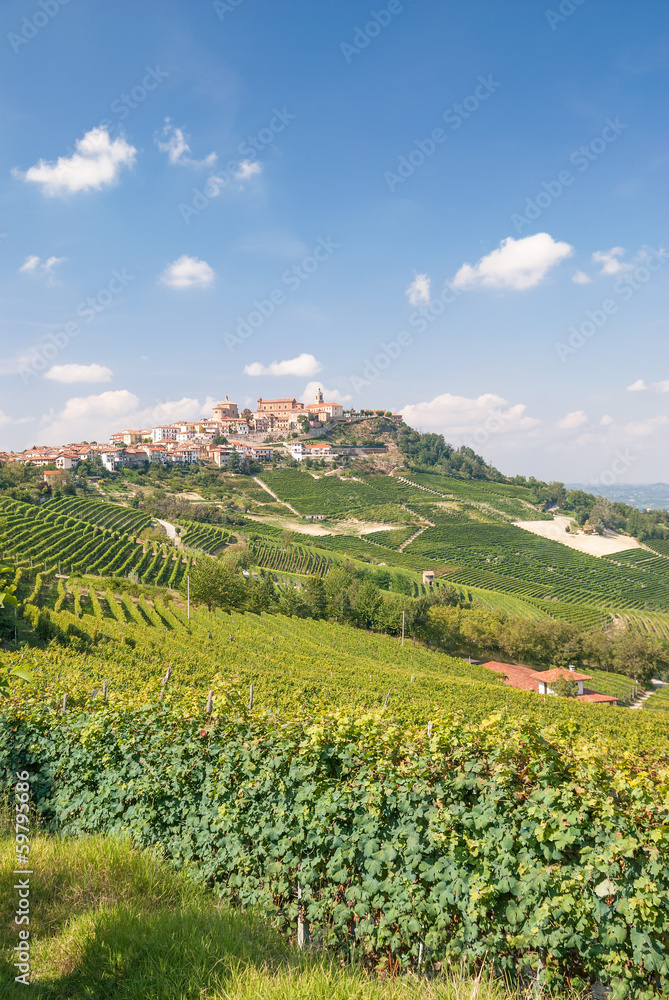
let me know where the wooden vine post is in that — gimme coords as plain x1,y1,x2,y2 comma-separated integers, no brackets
297,877,309,950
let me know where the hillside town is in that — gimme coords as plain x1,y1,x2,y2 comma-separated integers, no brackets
0,389,403,473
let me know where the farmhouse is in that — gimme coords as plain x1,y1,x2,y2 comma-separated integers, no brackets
482,661,619,705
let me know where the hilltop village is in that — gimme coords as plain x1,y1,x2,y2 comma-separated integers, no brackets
0,389,403,473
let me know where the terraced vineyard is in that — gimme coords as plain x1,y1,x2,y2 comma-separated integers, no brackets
10,574,669,750
180,521,233,555
405,515,669,610
254,470,669,629
398,471,551,521
258,470,427,520
45,495,152,534
647,539,669,558
252,540,334,576
0,497,189,587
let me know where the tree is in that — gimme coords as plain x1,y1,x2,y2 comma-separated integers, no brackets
276,585,309,618
551,676,578,698
241,408,253,421
303,575,327,618
353,580,383,629
589,497,616,533
187,556,244,612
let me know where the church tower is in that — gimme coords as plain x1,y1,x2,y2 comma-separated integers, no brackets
314,386,324,405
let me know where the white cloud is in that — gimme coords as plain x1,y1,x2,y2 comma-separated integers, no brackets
651,379,669,392
45,256,66,274
19,255,41,273
44,363,113,384
626,379,647,392
406,273,431,307
625,416,669,437
39,389,140,443
137,395,216,427
38,391,215,444
235,159,262,181
15,127,136,196
155,119,217,168
244,353,322,378
0,409,32,428
572,270,592,284
19,255,67,281
599,414,614,426
592,246,632,275
400,392,541,440
301,382,352,405
159,255,215,289
557,410,588,430
452,233,573,291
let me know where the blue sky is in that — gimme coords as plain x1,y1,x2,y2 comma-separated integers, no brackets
0,0,667,481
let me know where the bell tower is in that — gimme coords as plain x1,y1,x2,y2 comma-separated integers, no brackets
315,386,324,405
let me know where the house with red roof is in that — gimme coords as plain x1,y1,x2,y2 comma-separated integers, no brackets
482,661,619,705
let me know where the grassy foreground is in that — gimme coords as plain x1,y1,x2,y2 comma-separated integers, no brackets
0,834,587,1000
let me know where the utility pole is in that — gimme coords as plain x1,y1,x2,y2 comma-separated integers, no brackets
187,574,190,620
401,610,405,647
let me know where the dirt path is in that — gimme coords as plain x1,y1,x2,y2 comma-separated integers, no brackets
253,477,302,517
398,524,430,552
513,514,641,557
629,678,666,710
156,519,184,549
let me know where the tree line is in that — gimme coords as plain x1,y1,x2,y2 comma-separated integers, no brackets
187,553,669,682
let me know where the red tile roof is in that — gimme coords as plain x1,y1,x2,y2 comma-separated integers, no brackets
482,661,617,705
541,667,591,683
577,691,619,704
483,662,542,692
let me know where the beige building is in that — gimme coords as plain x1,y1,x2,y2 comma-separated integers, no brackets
212,397,239,421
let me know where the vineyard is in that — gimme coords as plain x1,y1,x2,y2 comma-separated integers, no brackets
0,497,190,587
253,471,669,622
43,495,152,534
2,573,669,996
252,540,334,577
7,572,669,741
180,521,233,555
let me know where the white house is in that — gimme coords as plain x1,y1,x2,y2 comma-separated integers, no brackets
536,666,591,697
152,425,178,443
